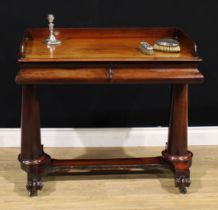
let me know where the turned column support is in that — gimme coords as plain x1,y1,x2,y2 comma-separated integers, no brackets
19,85,50,196
167,84,188,156
21,85,42,160
162,84,192,193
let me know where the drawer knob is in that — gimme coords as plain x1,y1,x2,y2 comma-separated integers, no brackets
108,68,113,81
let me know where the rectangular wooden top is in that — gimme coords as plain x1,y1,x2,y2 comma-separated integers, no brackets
18,28,201,63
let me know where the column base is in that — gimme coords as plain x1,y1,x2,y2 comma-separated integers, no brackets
18,152,51,196
162,150,193,193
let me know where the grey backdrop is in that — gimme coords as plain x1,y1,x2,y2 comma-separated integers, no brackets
0,0,217,127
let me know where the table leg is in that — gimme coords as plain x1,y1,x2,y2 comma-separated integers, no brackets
162,84,192,193
18,85,50,196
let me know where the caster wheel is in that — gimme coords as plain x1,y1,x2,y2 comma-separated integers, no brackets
179,186,187,194
26,177,43,196
176,175,191,194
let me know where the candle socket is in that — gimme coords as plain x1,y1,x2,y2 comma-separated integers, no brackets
44,14,61,45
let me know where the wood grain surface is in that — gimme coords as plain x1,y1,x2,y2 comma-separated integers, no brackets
19,28,201,62
15,68,204,84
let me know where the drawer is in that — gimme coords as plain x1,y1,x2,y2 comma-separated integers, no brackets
15,68,109,84
15,67,204,85
111,68,204,84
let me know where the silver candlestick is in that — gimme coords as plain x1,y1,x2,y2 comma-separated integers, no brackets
45,14,61,45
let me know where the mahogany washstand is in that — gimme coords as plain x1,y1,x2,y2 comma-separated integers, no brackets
16,28,204,196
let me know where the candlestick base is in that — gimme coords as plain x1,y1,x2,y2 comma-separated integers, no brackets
45,35,61,45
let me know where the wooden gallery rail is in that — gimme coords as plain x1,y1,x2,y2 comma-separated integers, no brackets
15,28,204,196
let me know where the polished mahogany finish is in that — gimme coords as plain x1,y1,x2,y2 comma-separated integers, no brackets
16,68,203,84
16,28,204,196
19,28,201,62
